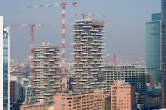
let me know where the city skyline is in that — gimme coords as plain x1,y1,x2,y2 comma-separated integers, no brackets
2,0,163,109
0,0,160,60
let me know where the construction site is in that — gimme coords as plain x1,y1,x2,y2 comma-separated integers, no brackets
30,42,61,103
6,0,158,110
71,17,105,93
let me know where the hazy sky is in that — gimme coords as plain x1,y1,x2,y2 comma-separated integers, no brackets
0,0,160,61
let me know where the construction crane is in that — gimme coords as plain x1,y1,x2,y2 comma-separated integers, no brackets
113,53,117,66
74,12,106,19
13,24,44,45
74,12,88,19
13,23,44,84
113,52,144,65
27,1,78,92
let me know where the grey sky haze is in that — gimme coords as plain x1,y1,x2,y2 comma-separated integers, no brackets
0,0,161,61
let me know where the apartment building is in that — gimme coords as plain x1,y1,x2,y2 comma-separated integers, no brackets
102,65,146,104
110,80,135,110
72,17,104,93
54,92,109,110
30,42,61,103
102,65,146,93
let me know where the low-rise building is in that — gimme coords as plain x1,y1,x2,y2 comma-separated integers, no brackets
20,103,54,110
54,92,109,110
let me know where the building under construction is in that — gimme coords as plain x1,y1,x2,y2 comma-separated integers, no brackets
71,17,104,93
102,65,147,104
30,42,61,103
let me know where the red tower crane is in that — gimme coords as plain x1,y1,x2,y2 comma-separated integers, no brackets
74,12,106,19
113,52,144,65
113,53,117,66
13,24,44,45
13,24,44,84
27,1,78,92
74,12,88,19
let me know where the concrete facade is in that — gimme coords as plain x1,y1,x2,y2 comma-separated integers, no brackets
54,92,109,110
72,17,104,93
30,42,61,103
110,81,135,110
20,103,54,110
102,65,146,94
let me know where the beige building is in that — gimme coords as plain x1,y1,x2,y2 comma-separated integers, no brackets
102,65,146,104
20,103,54,110
54,92,109,110
110,81,135,110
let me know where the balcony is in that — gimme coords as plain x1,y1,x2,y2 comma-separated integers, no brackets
75,69,84,72
34,69,40,72
91,69,99,72
98,46,104,49
71,82,77,85
90,29,98,32
82,26,92,29
83,66,92,68
33,59,40,62
82,53,88,55
73,29,84,32
81,59,88,61
81,33,88,35
90,49,98,52
48,49,55,51
74,50,83,52
34,49,40,52
81,39,88,42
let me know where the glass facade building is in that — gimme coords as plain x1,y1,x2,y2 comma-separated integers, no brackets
0,16,10,110
145,13,161,83
152,13,161,21
3,27,9,110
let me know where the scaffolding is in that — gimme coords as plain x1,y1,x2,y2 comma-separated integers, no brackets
71,17,104,93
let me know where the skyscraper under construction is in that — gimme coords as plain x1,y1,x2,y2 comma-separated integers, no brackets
30,42,61,103
71,17,104,93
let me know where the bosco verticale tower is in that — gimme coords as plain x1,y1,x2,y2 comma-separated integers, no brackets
72,17,104,93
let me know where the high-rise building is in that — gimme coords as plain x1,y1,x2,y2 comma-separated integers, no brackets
0,16,10,110
161,0,166,107
152,13,161,21
102,65,146,104
0,16,3,110
146,13,161,83
72,17,104,93
110,80,135,110
30,42,61,103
